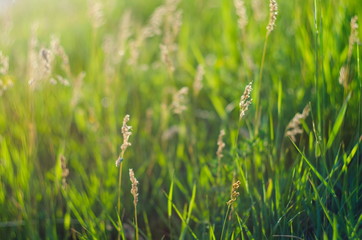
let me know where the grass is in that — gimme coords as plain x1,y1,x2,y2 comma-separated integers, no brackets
0,0,361,239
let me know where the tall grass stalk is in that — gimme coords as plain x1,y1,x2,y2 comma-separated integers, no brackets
129,169,139,240
356,36,361,205
313,0,323,154
220,205,231,240
117,161,124,240
254,0,278,135
116,115,132,240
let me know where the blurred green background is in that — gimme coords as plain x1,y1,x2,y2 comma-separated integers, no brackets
0,0,361,239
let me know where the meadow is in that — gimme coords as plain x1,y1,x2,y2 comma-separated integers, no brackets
0,0,361,239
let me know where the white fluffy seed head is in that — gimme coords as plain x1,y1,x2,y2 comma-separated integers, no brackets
266,0,278,34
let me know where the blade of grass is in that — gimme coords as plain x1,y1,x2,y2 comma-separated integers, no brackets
326,93,351,149
308,177,333,227
168,178,174,218
290,140,336,198
163,192,198,239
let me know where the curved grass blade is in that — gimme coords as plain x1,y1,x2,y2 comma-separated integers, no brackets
326,93,351,149
291,140,336,198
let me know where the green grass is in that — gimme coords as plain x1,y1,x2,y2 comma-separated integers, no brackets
0,0,361,239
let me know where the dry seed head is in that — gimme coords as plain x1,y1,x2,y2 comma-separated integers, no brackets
338,65,349,88
266,0,278,34
166,0,181,8
193,64,205,96
216,129,226,160
89,1,104,29
27,24,40,86
54,75,70,86
252,0,266,22
120,114,132,155
239,82,253,120
171,87,189,114
227,180,241,206
160,0,182,72
128,38,143,66
0,51,9,75
162,125,179,141
163,9,182,49
234,0,248,31
50,36,71,76
60,155,69,189
285,104,310,142
39,48,54,80
70,72,85,108
129,169,139,206
142,0,181,39
117,11,132,58
142,6,167,38
348,16,359,59
104,11,132,73
102,36,120,77
116,114,132,166
160,44,175,73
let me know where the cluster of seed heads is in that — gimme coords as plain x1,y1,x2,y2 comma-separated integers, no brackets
227,180,241,206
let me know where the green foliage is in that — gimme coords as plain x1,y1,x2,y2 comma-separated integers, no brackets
0,0,361,239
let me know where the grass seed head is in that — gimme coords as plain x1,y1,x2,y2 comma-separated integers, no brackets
39,48,53,79
142,6,167,38
266,0,278,34
252,0,266,22
121,114,132,155
160,44,175,73
227,180,241,206
285,104,310,142
0,51,9,75
216,129,226,160
50,36,71,76
129,169,139,206
348,16,359,59
60,155,69,189
234,0,248,31
116,114,132,166
172,87,188,114
88,1,104,29
338,65,349,88
239,82,253,120
193,64,205,96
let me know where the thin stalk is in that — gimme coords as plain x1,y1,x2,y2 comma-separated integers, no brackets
356,42,361,204
117,161,124,240
259,35,270,91
116,114,132,240
254,33,270,135
134,204,139,240
313,0,321,142
220,205,231,240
